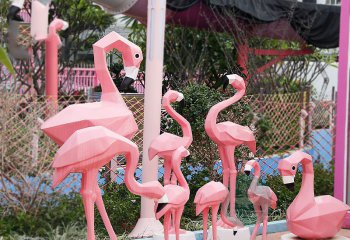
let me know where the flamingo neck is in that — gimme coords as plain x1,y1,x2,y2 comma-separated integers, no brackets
292,159,315,210
205,90,245,141
172,159,189,192
94,47,126,104
253,162,261,178
164,103,192,148
248,176,259,193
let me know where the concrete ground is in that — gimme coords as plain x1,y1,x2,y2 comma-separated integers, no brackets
256,229,350,240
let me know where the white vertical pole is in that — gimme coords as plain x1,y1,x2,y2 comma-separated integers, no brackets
129,0,166,237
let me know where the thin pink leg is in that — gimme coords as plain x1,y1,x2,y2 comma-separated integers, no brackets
225,146,238,218
81,171,98,240
262,205,268,240
251,205,262,240
174,206,184,240
95,187,117,240
163,158,171,185
211,205,219,240
202,208,209,240
164,212,171,240
219,146,229,187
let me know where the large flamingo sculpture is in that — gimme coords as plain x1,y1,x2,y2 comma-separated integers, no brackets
278,151,349,239
41,31,142,145
205,74,256,227
194,181,241,240
244,160,277,240
149,89,192,234
153,146,191,240
53,126,167,240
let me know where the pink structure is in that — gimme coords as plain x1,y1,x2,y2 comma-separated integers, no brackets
45,18,68,112
205,74,256,227
154,146,190,240
53,126,166,240
41,32,140,145
278,151,349,239
334,0,350,227
244,160,277,240
194,181,239,240
149,89,192,235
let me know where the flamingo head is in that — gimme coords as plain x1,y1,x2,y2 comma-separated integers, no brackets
244,159,259,177
120,43,143,91
223,74,245,91
162,90,184,107
278,151,311,191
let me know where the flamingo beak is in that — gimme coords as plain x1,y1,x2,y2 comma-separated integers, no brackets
176,93,184,102
244,164,252,176
222,75,229,90
282,175,295,191
120,66,139,91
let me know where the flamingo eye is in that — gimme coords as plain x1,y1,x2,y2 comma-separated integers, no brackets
292,166,296,170
135,54,140,59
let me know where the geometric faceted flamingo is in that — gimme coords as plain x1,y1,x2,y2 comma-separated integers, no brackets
278,151,349,239
41,31,142,145
244,160,277,240
153,146,191,240
205,74,256,228
149,90,192,235
53,126,167,240
194,181,241,240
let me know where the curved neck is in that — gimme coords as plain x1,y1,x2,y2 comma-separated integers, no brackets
249,176,259,192
164,103,192,148
172,156,189,192
205,90,245,141
292,159,315,210
253,163,261,178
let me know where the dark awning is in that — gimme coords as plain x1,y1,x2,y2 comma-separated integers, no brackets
164,0,340,48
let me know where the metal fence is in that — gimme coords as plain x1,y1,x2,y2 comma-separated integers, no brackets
0,90,335,215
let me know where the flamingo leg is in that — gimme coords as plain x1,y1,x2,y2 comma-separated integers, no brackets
163,157,171,186
225,146,239,220
250,205,262,240
174,206,184,240
202,208,209,240
211,205,219,240
262,205,269,240
95,186,117,240
219,146,229,187
164,212,171,240
81,170,99,240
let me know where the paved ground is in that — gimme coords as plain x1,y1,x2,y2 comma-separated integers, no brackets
256,229,350,240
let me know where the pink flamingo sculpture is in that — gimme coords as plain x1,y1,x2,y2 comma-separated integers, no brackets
41,31,142,145
53,126,167,240
278,151,349,239
149,89,192,234
205,74,256,227
194,181,240,240
153,146,190,240
244,160,277,240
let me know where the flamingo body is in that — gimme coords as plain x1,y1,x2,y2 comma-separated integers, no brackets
149,133,184,160
42,102,137,146
278,151,349,239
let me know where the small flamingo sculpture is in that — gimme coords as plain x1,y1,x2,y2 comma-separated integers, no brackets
205,74,256,227
53,126,167,240
194,181,240,240
41,31,142,145
149,89,192,234
244,160,277,240
153,146,190,240
278,151,349,239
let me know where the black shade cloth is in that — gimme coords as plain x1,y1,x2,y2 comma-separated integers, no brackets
166,0,340,48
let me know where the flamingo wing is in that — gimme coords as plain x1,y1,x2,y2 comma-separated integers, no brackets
52,126,120,168
149,133,183,159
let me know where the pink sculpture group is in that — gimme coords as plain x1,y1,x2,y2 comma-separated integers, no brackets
40,30,349,240
278,151,349,239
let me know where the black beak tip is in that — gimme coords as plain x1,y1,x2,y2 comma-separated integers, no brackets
285,183,295,191
233,230,237,236
222,75,229,90
244,170,251,176
156,203,167,213
120,77,135,91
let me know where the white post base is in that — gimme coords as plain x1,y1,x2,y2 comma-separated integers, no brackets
153,231,196,240
281,233,349,240
128,218,163,238
207,226,251,240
